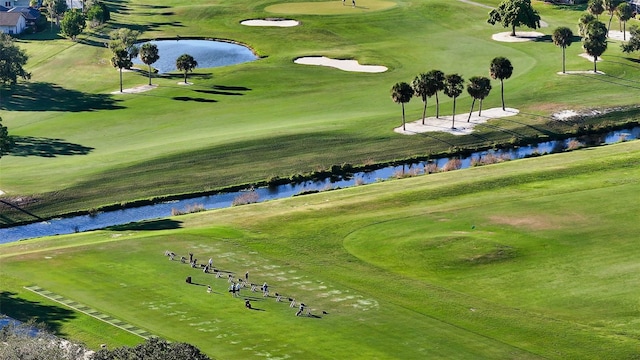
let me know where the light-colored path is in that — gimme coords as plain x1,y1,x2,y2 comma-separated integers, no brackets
24,285,152,339
395,107,519,136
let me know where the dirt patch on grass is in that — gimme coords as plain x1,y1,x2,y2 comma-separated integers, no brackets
488,215,558,230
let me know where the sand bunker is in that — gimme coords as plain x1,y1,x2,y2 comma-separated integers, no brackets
241,19,300,27
395,108,519,136
607,30,631,41
578,53,603,62
111,84,157,94
492,31,545,42
294,56,387,73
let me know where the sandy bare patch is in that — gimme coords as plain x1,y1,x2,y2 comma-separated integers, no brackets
241,19,300,27
578,53,602,62
0,189,5,195
557,70,605,75
552,110,579,120
177,82,193,86
395,107,519,136
492,31,545,42
488,215,556,230
608,30,631,41
111,84,157,94
294,56,387,73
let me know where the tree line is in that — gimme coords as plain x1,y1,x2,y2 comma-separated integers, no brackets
390,57,513,131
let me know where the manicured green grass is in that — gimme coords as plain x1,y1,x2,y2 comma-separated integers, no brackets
1,141,639,358
0,0,639,223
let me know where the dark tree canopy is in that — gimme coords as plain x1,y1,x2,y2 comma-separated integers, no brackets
552,26,574,73
390,82,413,131
466,76,492,121
578,13,597,36
411,73,434,124
489,57,513,110
621,25,640,57
587,0,605,20
443,73,464,128
61,9,86,40
86,1,110,27
139,43,160,85
92,337,211,360
0,117,14,158
583,20,608,72
615,2,633,40
425,69,446,118
603,0,622,33
0,34,31,85
109,28,140,63
488,0,541,36
176,54,198,84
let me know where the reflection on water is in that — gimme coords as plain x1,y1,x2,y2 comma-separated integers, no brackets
1,127,638,243
132,39,257,73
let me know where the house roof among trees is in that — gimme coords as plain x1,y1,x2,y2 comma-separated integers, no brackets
7,6,41,21
0,12,26,27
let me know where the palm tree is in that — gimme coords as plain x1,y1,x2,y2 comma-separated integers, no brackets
139,43,160,86
111,47,132,92
425,70,446,118
587,0,604,20
603,0,622,34
490,57,513,111
176,54,198,84
578,13,597,37
615,2,633,40
390,82,413,131
583,21,608,73
443,74,464,129
466,76,492,122
411,73,434,125
552,27,574,74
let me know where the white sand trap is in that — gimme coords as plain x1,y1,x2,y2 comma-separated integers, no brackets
553,110,579,120
557,70,604,75
395,107,519,136
608,30,631,41
578,53,603,62
241,19,300,27
0,189,4,195
177,82,193,86
492,31,545,42
110,84,157,94
294,56,387,73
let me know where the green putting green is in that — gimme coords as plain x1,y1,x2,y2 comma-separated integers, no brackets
265,0,397,15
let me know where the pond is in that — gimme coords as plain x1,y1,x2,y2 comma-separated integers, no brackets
131,39,258,74
1,126,638,243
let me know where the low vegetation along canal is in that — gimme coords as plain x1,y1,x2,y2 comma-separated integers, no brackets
1,126,638,243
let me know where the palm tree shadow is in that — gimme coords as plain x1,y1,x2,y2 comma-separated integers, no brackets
1,82,124,112
106,219,182,231
9,136,94,157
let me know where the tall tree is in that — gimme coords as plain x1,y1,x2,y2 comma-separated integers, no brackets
108,28,140,63
488,0,541,37
111,47,132,92
43,0,68,29
425,69,446,118
489,57,513,111
552,26,574,74
390,82,413,131
615,2,633,40
61,9,86,41
621,25,640,58
466,76,492,122
578,13,597,37
0,117,14,158
587,0,605,20
411,73,434,125
0,33,31,85
139,43,160,85
603,0,622,34
176,54,198,84
443,74,464,129
583,20,608,73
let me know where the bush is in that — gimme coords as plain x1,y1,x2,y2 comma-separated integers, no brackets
232,191,259,206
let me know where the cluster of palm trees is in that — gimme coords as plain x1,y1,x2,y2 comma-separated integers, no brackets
391,57,513,131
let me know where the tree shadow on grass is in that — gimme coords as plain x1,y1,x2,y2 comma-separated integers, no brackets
172,96,217,103
0,82,124,112
106,219,183,231
9,136,94,157
0,291,76,335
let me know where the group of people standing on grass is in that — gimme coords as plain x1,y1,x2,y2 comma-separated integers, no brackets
165,250,321,317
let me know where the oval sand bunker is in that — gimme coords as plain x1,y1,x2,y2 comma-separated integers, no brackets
295,56,387,73
241,19,300,27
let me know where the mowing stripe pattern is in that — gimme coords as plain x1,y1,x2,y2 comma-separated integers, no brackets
24,285,152,339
